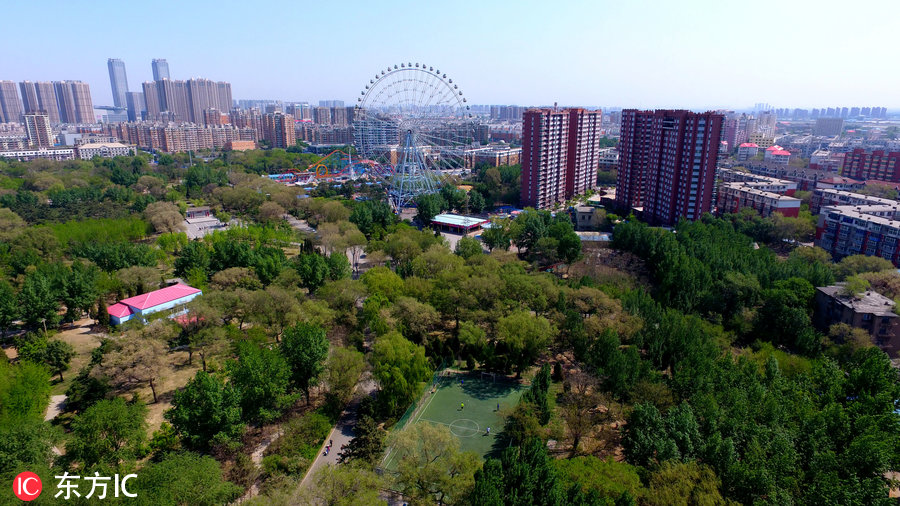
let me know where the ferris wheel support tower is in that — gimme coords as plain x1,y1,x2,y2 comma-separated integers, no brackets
353,63,475,211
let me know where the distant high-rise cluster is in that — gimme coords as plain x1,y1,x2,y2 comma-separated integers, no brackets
520,108,602,209
490,105,526,121
140,58,232,125
616,109,724,226
2,80,95,124
764,106,889,120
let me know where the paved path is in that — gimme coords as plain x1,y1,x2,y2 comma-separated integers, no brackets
283,214,315,234
44,395,66,421
299,376,377,489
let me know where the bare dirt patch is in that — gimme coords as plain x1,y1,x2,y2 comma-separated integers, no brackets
51,318,106,395
140,350,202,434
568,244,652,291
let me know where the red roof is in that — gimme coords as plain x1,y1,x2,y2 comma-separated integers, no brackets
766,145,784,151
739,143,759,148
771,150,791,156
119,284,201,310
107,303,133,318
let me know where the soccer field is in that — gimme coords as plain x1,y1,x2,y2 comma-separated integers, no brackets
381,372,526,471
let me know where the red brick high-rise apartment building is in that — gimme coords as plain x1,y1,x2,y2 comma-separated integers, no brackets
520,108,602,209
262,112,296,149
615,109,724,226
566,108,603,198
842,149,900,183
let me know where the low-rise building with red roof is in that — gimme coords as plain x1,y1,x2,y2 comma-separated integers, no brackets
108,283,202,325
737,142,759,162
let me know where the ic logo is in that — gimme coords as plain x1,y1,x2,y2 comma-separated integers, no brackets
13,472,42,501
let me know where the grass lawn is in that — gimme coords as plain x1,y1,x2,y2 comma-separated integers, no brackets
381,372,525,472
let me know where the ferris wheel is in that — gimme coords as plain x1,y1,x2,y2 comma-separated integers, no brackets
354,62,474,210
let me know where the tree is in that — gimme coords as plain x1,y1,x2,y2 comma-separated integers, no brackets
44,340,75,382
258,201,286,224
338,414,385,466
827,323,873,351
227,341,294,423
644,461,729,506
0,420,59,480
189,326,228,372
842,276,871,297
295,253,331,292
165,371,243,449
416,193,446,223
249,285,302,340
131,452,242,506
371,332,431,416
62,261,99,321
175,241,211,278
834,254,895,281
98,323,171,403
455,236,483,259
390,296,439,344
560,371,616,455
510,209,549,255
0,207,25,240
65,397,147,469
303,463,386,506
327,252,352,281
209,267,262,291
117,265,163,296
360,266,404,301
0,280,18,336
281,323,330,405
481,220,511,251
0,360,51,425
324,347,366,408
18,271,60,330
471,438,563,506
496,311,555,376
555,457,645,504
556,228,582,265
469,190,487,214
15,333,75,382
145,201,185,233
392,422,480,505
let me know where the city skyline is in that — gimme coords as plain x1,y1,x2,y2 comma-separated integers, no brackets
3,0,899,110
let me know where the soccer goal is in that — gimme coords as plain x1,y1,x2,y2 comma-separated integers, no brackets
480,371,496,382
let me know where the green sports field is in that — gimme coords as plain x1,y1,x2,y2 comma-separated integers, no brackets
382,372,526,472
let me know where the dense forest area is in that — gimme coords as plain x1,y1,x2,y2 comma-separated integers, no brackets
1,151,900,505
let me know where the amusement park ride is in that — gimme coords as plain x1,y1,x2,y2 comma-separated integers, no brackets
266,149,390,186
272,63,475,211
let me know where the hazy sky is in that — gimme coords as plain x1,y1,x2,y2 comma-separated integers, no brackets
5,0,899,110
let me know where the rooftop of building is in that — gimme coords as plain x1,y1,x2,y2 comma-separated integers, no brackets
739,143,759,148
815,188,896,205
117,283,201,310
819,176,862,185
721,183,802,202
817,283,898,317
770,150,792,156
819,205,900,227
77,142,130,149
431,213,489,228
